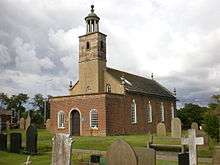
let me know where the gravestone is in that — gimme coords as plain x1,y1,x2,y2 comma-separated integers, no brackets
26,124,38,155
106,139,138,165
135,148,156,165
52,133,74,165
19,117,25,130
0,133,7,151
10,132,22,153
157,123,166,136
171,118,182,138
213,145,220,165
191,122,198,132
46,119,50,130
181,129,204,165
197,130,209,145
26,113,31,131
24,156,32,165
0,117,2,133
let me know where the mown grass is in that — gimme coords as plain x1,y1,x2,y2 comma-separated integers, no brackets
0,129,214,164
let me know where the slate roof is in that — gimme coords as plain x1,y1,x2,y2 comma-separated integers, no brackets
106,67,176,99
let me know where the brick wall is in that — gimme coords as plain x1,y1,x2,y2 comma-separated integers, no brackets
50,93,175,136
50,94,107,136
105,92,175,135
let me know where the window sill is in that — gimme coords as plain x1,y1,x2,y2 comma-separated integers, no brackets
58,127,65,130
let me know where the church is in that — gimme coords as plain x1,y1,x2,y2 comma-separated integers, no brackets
49,5,177,136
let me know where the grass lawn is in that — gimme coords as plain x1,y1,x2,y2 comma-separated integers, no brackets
0,129,214,164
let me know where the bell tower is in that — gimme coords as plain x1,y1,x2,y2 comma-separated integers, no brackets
78,5,107,94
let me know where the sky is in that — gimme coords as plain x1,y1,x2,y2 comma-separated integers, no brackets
0,0,219,107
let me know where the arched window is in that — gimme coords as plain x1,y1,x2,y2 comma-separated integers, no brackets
86,42,90,50
106,84,111,93
160,102,165,122
57,111,65,128
131,99,137,123
90,109,98,128
171,103,175,118
148,101,153,123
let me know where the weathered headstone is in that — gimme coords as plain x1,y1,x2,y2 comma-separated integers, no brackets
26,124,38,155
135,148,156,165
191,122,198,132
181,129,204,165
171,117,182,138
46,119,50,130
213,145,220,165
106,139,138,165
197,130,209,145
10,132,22,153
52,133,73,165
157,123,166,136
26,113,31,131
0,133,7,151
19,117,25,130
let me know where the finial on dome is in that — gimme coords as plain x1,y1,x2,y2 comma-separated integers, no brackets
91,5,94,13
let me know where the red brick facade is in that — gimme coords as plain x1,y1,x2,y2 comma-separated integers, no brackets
49,92,175,136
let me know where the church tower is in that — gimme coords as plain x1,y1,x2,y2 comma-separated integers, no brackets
78,5,107,94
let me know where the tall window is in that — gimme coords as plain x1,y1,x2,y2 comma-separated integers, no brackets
106,84,111,93
171,103,175,118
131,99,137,124
90,109,98,128
57,111,65,128
160,102,165,122
86,42,90,50
148,101,153,123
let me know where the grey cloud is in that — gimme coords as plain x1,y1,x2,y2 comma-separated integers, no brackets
0,0,219,106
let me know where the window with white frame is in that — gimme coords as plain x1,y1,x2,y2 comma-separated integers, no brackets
160,102,165,122
57,111,65,128
148,101,153,123
90,109,98,128
106,84,111,93
171,103,175,118
131,99,137,123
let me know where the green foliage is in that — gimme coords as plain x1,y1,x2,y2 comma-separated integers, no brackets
204,113,220,141
177,103,207,129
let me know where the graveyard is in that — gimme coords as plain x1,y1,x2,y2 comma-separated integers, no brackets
0,128,215,165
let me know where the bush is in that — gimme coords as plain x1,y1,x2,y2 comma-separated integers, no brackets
204,114,219,141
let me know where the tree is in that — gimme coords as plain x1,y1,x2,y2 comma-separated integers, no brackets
31,94,51,127
0,93,9,108
177,103,207,129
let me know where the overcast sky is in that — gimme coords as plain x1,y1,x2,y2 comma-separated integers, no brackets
0,0,219,107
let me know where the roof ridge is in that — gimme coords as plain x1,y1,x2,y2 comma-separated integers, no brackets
106,67,153,81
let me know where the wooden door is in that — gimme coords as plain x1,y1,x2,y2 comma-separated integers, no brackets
71,110,80,136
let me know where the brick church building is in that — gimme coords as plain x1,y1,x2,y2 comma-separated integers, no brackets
49,5,177,136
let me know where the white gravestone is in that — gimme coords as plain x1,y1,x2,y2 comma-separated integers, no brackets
181,129,204,165
52,133,74,165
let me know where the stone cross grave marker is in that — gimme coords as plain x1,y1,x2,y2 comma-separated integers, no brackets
26,124,38,155
24,156,32,165
107,139,138,165
181,129,204,165
20,117,25,130
52,133,74,165
171,117,182,138
157,123,166,136
26,112,31,131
